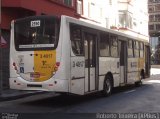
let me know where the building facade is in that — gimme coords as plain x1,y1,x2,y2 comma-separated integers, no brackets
117,0,149,41
80,0,149,41
148,0,160,65
0,0,149,89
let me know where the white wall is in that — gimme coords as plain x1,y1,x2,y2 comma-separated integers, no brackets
118,0,149,41
82,0,119,28
80,0,149,41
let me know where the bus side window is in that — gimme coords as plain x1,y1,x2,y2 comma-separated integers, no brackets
110,35,118,57
134,41,140,58
128,39,134,58
70,25,83,55
139,42,144,58
100,33,110,57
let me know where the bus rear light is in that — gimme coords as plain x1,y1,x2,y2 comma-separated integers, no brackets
13,62,18,71
53,62,60,72
56,62,60,67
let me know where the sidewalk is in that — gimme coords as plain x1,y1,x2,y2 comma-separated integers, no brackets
0,89,44,101
151,68,160,75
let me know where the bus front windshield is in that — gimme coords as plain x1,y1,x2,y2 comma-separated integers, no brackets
14,16,60,51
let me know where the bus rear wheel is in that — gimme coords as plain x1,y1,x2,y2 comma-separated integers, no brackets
135,72,143,87
135,80,142,87
102,76,113,96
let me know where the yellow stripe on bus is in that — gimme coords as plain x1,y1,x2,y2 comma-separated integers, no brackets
34,50,56,82
138,58,144,80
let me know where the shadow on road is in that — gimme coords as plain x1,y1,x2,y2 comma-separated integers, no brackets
20,82,155,110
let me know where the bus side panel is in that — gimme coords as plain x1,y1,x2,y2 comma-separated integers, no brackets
10,22,19,78
138,57,145,79
99,57,120,90
127,58,139,84
99,57,110,91
70,57,85,95
53,17,70,92
110,58,120,87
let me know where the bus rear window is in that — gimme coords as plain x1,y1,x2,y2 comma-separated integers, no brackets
14,16,60,51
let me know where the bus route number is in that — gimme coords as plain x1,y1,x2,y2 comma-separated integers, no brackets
31,20,40,27
40,54,53,58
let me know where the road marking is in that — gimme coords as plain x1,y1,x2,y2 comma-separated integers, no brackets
147,80,160,84
124,89,136,94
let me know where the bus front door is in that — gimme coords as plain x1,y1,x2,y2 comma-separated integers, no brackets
84,32,97,92
120,40,127,84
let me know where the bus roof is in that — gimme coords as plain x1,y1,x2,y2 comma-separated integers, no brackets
63,15,149,44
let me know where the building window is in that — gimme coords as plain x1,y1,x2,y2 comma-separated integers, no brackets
148,6,154,12
155,14,160,21
155,4,160,11
64,0,72,6
149,15,154,22
156,24,160,30
51,0,73,7
149,24,154,30
119,11,132,29
148,0,154,3
119,12,126,27
155,0,160,2
77,0,82,14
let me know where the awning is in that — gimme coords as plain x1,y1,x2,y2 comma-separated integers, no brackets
0,36,7,48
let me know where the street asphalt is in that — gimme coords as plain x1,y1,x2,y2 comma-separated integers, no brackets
0,68,160,102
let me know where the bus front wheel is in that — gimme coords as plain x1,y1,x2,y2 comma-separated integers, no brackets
102,76,113,96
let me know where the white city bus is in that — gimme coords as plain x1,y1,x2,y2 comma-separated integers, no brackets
10,15,150,96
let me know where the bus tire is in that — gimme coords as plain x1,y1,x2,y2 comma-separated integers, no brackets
102,76,113,97
135,70,144,87
135,80,142,87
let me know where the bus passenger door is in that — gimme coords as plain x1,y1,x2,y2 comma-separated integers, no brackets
84,32,98,92
145,45,150,77
119,40,127,84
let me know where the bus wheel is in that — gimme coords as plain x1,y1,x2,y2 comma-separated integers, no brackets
135,80,142,87
135,70,144,87
102,76,112,96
